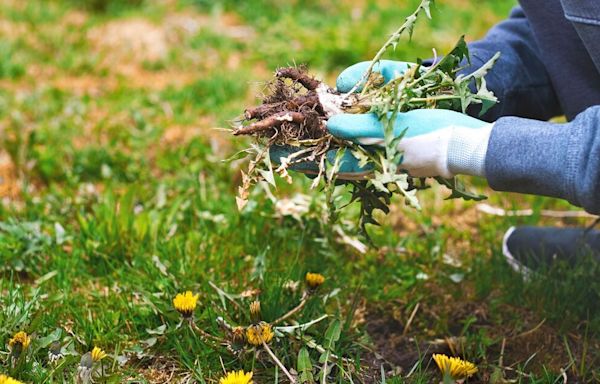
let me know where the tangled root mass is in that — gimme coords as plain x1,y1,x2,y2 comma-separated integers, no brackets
233,66,331,143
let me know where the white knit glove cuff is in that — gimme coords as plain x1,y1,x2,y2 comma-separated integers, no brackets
447,124,493,177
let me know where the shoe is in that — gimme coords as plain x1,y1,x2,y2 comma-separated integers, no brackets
502,226,600,274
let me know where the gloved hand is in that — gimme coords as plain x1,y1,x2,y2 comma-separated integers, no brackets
332,60,493,178
328,109,492,178
270,60,494,179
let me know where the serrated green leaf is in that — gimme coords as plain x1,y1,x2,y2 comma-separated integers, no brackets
464,51,501,81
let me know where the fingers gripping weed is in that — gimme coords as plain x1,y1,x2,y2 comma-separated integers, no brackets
232,0,499,233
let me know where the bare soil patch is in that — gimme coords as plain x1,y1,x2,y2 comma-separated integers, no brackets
365,285,598,382
88,18,170,68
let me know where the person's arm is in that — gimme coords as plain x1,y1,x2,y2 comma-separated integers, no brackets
456,7,563,121
338,8,563,121
485,105,600,214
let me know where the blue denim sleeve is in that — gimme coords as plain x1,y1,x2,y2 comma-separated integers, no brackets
485,105,600,214
461,7,562,122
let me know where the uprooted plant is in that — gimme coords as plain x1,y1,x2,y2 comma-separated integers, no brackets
232,0,500,232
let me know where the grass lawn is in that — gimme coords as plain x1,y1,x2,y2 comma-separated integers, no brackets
1,0,599,382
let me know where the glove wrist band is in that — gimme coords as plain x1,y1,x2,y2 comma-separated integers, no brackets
447,124,494,177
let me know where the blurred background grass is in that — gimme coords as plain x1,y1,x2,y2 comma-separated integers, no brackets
1,0,599,382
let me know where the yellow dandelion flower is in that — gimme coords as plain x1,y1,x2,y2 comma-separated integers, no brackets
219,370,253,384
91,346,107,362
249,300,261,322
9,331,31,350
246,322,274,346
433,354,478,380
173,291,199,317
305,272,325,289
0,374,25,384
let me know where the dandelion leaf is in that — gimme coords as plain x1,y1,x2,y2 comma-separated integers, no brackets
436,176,487,201
298,348,315,384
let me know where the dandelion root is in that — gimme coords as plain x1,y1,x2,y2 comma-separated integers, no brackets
233,66,332,141
234,111,308,136
276,66,320,90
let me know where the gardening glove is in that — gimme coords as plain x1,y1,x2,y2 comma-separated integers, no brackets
329,60,493,178
327,110,493,178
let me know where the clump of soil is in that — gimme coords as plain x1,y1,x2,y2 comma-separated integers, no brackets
233,66,340,143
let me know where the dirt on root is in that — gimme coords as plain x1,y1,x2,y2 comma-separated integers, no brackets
233,66,329,142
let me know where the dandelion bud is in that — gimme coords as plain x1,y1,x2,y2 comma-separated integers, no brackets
305,272,325,290
48,341,64,363
249,300,261,322
230,326,246,350
79,351,93,370
77,352,93,384
10,343,22,359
